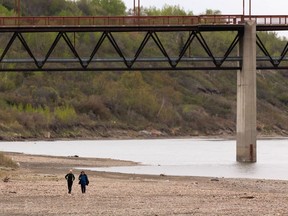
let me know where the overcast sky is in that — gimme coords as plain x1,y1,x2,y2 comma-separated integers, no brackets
122,0,288,15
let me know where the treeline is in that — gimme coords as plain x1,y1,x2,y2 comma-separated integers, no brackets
0,0,126,16
0,0,195,16
0,1,287,140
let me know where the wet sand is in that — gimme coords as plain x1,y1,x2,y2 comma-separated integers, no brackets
1,152,288,215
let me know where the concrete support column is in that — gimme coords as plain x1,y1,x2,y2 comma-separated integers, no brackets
236,21,257,162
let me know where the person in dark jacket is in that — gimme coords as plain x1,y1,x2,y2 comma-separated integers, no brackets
78,171,89,193
65,169,75,194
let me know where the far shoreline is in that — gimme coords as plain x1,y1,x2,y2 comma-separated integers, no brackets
1,134,288,142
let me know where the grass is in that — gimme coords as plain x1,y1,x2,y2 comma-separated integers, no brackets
0,152,18,169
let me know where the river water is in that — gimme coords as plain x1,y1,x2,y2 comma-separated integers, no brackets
0,138,288,180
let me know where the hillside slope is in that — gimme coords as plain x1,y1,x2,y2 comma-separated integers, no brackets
0,1,287,140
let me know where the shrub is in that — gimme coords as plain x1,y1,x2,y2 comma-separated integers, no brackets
54,105,77,125
74,95,110,120
0,152,18,168
16,112,49,130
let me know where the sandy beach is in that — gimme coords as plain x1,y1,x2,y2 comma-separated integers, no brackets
1,152,288,216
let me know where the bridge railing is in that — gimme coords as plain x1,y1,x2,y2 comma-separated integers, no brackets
0,15,288,26
247,15,288,25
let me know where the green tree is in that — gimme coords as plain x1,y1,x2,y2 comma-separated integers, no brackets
76,0,94,15
145,5,193,16
0,4,14,16
204,9,221,15
91,0,126,15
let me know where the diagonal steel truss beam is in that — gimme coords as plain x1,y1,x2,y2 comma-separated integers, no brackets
0,27,286,71
256,33,288,68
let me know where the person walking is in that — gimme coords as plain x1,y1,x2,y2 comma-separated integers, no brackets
65,169,75,194
78,171,89,193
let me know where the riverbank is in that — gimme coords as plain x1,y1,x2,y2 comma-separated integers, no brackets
1,152,288,215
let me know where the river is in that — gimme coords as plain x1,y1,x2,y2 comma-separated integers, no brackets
0,138,287,180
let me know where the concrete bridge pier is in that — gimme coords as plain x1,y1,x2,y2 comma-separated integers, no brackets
236,21,257,162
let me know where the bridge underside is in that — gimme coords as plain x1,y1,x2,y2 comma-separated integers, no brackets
0,25,287,71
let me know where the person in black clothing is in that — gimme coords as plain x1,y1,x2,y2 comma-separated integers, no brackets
65,169,75,194
78,171,89,193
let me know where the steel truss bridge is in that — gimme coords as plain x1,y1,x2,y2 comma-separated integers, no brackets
0,15,288,71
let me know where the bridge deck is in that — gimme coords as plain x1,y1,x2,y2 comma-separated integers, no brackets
0,15,287,31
